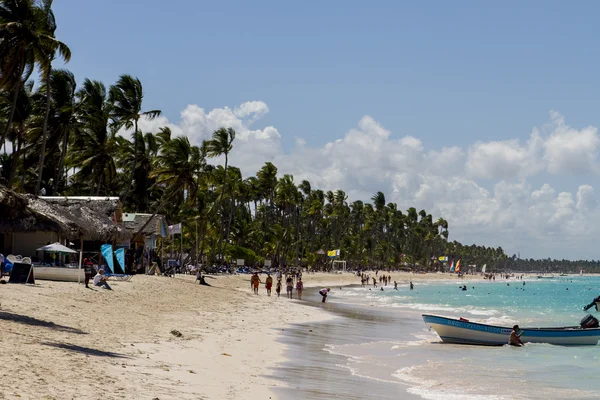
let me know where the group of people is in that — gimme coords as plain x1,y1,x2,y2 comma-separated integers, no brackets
250,270,308,300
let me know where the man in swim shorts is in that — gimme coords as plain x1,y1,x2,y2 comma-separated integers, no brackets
286,276,294,299
265,273,273,296
250,272,261,295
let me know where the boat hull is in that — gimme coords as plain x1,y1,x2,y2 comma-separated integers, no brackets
423,314,600,346
33,266,84,282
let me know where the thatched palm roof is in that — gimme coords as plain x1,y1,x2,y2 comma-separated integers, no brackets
0,186,130,241
39,196,128,241
122,213,167,238
0,186,72,235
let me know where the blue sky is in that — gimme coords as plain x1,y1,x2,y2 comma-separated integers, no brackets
54,1,600,150
52,1,600,259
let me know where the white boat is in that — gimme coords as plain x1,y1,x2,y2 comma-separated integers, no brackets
33,266,84,282
423,314,600,346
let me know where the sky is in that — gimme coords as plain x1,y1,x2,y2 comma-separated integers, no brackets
51,1,600,260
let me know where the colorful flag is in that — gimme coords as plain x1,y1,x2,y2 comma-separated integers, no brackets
114,247,126,274
327,249,340,258
449,260,455,272
168,223,182,235
455,260,461,272
101,244,114,274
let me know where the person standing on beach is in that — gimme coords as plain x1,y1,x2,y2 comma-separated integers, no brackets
251,273,261,295
83,258,93,289
410,281,414,291
394,281,398,290
276,279,282,297
319,288,330,303
296,278,304,300
372,277,377,287
265,274,273,296
286,276,294,299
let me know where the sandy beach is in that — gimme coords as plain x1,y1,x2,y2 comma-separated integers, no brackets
0,271,486,399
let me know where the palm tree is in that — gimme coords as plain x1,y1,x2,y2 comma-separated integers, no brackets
46,69,79,194
69,79,117,195
0,79,32,188
206,127,235,261
32,0,71,194
108,74,161,205
0,0,39,153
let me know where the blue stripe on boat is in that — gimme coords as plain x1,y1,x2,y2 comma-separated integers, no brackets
439,336,505,345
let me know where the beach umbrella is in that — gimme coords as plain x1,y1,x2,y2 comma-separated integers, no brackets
36,242,77,254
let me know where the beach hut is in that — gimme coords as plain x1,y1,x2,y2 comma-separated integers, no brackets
0,185,130,263
0,186,75,259
122,212,169,272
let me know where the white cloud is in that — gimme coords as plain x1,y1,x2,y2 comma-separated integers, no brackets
543,111,600,175
134,102,600,259
465,132,543,180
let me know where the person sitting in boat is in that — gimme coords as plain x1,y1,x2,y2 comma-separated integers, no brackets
583,295,600,311
509,325,524,347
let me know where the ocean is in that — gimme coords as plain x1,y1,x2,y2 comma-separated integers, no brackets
274,276,600,400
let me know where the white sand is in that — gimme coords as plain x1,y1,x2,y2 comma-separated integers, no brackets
0,271,490,399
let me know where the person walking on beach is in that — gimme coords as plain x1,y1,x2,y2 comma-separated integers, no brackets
265,273,273,296
296,278,304,300
394,281,398,290
509,325,524,346
251,273,261,295
410,281,414,291
276,279,282,297
319,288,330,303
372,277,377,287
286,276,294,299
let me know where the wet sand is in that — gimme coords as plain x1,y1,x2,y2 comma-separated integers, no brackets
272,288,425,399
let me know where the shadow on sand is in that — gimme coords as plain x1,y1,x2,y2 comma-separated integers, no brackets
41,342,129,358
0,311,87,335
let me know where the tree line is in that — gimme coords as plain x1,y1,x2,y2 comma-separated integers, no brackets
3,1,599,271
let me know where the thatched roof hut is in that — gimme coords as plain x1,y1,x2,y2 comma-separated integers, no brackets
0,186,72,235
122,213,168,241
0,185,130,242
39,196,128,241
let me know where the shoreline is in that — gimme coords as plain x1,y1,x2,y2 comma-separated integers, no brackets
0,271,566,399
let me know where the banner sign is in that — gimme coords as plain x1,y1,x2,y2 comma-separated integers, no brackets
101,244,114,273
114,247,126,273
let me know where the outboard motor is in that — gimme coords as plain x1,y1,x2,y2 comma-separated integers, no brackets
580,314,599,329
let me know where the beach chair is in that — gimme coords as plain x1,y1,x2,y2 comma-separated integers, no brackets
102,265,133,282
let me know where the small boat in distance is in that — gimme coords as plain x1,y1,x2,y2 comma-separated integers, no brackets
423,314,600,346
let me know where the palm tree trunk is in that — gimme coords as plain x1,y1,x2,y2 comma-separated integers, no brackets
36,67,53,195
8,134,22,188
0,60,23,154
216,154,228,261
122,118,139,205
223,198,235,261
53,130,69,194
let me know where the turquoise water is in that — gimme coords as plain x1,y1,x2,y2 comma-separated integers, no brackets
326,276,600,400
